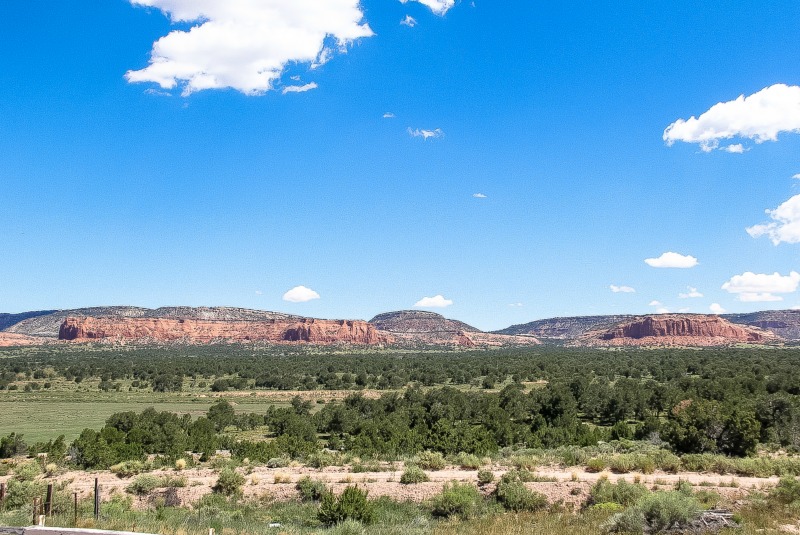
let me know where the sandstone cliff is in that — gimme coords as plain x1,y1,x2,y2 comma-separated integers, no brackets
583,314,776,346
59,316,391,345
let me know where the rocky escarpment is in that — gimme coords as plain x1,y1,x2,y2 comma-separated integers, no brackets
723,310,800,341
583,314,776,346
59,316,391,345
493,315,634,340
5,306,300,338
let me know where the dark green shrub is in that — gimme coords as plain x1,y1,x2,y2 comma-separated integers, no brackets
296,476,328,502
430,482,481,519
400,465,429,484
609,491,700,533
318,486,375,526
770,476,800,505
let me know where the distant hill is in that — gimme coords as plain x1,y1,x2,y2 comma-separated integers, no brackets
494,315,634,341
0,310,55,331
369,310,481,333
722,310,800,341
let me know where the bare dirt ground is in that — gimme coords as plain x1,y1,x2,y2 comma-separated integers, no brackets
1,464,769,510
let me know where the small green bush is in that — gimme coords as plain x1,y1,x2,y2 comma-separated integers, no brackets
586,457,607,473
770,476,800,505
477,469,495,485
110,460,146,478
608,491,700,533
608,455,636,474
430,482,481,520
126,474,160,496
415,451,446,471
454,452,482,469
13,461,41,482
213,468,245,496
318,486,375,526
400,465,430,485
494,479,547,512
296,476,328,502
591,478,648,507
501,469,536,483
266,457,289,468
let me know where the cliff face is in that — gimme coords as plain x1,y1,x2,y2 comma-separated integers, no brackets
586,315,775,346
59,317,391,345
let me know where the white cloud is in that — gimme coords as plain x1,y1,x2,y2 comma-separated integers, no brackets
408,127,444,140
656,307,670,314
722,143,747,154
644,252,698,268
400,15,417,27
747,194,800,245
282,285,321,303
473,193,487,198
678,307,691,313
709,303,726,314
793,174,800,180
648,300,662,307
126,0,374,96
400,0,455,16
282,82,318,94
678,287,703,299
663,84,800,152
508,302,524,307
721,271,800,302
254,290,263,295
414,295,453,308
383,112,395,119
610,285,636,293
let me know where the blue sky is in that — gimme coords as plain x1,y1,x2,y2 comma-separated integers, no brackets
3,0,800,330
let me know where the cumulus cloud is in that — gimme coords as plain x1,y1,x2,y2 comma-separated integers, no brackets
400,0,455,15
414,295,453,308
473,193,487,198
721,271,800,302
793,174,800,180
254,290,263,295
610,285,636,293
709,303,726,314
663,84,800,152
282,285,321,303
508,302,524,307
400,15,417,27
679,287,703,299
383,112,395,118
747,194,800,245
408,127,444,140
722,143,747,154
282,82,318,94
644,252,699,268
125,0,374,96
648,300,662,307
656,307,670,314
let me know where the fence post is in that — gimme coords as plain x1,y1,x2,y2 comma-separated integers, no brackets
94,478,100,520
74,492,78,527
32,497,39,526
0,482,5,511
45,483,53,516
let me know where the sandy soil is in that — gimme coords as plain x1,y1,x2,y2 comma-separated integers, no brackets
0,464,769,510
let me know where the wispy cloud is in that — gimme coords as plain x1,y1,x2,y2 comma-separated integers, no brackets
664,84,800,152
648,300,662,307
644,252,698,268
508,302,524,307
414,294,453,308
383,112,396,119
282,82,318,94
126,0,373,96
678,287,703,299
610,285,636,293
400,0,455,15
473,193,487,199
282,285,321,303
408,127,444,140
400,15,417,27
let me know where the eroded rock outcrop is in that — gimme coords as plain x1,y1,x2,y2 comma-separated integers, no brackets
59,316,391,345
584,314,776,346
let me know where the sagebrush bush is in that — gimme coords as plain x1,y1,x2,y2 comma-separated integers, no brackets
591,477,649,507
400,465,430,484
296,476,328,502
494,479,547,512
318,486,375,526
586,457,607,473
415,451,446,471
126,474,160,496
770,476,800,505
430,482,481,520
454,452,482,469
213,468,245,496
477,469,495,485
174,458,187,471
110,460,146,478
